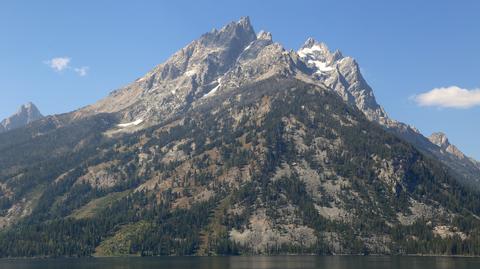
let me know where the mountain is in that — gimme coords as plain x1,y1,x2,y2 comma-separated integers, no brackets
0,17,480,257
295,38,480,189
0,102,43,133
298,38,388,123
74,17,258,124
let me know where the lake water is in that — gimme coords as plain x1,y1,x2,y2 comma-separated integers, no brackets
0,256,479,269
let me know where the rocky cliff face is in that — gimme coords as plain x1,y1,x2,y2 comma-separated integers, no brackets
74,17,480,189
75,17,257,123
295,38,480,189
429,132,467,160
0,102,43,132
0,17,479,257
2,76,478,257
297,38,389,123
70,17,479,186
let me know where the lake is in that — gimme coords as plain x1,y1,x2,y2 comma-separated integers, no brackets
0,256,479,269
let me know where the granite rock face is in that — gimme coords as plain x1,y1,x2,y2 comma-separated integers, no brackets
0,102,43,132
6,18,480,189
74,17,257,123
1,17,479,257
296,38,480,188
429,132,467,160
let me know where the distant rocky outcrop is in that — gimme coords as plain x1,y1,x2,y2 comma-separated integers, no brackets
0,102,43,132
429,132,467,160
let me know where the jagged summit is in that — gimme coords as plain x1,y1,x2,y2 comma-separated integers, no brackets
299,38,343,62
75,17,299,125
300,38,329,52
234,16,252,30
80,19,391,127
257,30,272,41
297,37,389,124
302,37,316,47
3,16,480,258
298,38,333,64
70,17,480,188
429,132,450,148
295,36,479,186
76,17,258,123
0,102,43,133
429,132,466,160
198,16,256,49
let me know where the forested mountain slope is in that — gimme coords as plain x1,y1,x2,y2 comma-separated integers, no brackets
0,18,479,257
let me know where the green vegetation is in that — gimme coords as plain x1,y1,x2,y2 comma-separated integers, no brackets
70,190,131,220
0,78,479,257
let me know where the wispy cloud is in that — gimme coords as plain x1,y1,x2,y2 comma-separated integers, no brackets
413,86,480,109
44,57,89,76
74,66,89,77
44,57,71,72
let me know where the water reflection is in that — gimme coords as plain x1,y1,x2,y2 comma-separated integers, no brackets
0,256,479,269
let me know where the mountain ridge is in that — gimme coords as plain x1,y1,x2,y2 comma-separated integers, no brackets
71,17,480,183
61,17,475,175
293,36,480,188
0,17,480,257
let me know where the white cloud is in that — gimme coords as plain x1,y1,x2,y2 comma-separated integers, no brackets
45,57,89,76
44,57,71,72
74,66,89,77
413,86,480,109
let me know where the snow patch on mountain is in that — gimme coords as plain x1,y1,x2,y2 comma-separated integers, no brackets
203,78,222,98
298,44,328,58
118,119,144,128
308,60,334,73
243,43,253,52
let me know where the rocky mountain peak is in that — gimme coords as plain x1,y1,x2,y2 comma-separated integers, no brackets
0,102,44,132
199,16,256,48
429,132,467,160
296,39,477,187
257,30,273,41
3,17,480,257
296,38,388,124
298,39,343,64
303,37,316,47
302,37,327,50
298,38,333,61
71,19,479,190
429,132,450,148
77,17,259,122
236,16,253,30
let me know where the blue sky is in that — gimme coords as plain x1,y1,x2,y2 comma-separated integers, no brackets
1,0,479,159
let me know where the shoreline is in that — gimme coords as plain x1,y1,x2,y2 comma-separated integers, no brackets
2,254,480,261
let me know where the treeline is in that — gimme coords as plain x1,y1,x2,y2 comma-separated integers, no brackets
1,78,480,257
0,191,218,257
